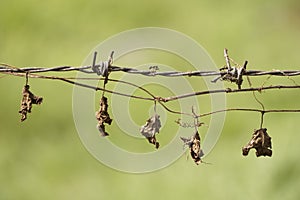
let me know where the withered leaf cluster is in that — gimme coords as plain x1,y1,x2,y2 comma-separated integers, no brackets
242,128,272,157
140,114,161,149
96,96,112,136
19,85,43,122
181,131,204,165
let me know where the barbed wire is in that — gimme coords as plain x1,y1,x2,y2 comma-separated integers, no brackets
1,63,300,77
1,49,299,119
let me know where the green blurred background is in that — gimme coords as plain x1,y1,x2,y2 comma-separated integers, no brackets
1,0,300,199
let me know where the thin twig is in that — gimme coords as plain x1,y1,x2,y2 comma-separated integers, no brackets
4,72,155,101
5,71,300,104
199,108,300,118
162,85,300,102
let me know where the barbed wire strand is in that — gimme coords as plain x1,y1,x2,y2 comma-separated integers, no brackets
1,63,300,77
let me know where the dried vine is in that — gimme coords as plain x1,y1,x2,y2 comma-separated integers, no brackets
1,49,299,164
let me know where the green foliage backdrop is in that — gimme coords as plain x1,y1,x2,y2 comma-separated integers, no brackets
0,0,300,199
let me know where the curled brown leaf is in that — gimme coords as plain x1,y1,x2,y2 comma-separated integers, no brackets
19,85,43,122
96,96,112,136
242,128,272,157
181,130,204,165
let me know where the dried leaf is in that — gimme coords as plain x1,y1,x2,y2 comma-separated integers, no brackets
242,128,272,157
140,114,161,149
181,131,204,165
19,85,43,122
96,96,112,136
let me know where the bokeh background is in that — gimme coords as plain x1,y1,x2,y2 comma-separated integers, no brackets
0,0,300,199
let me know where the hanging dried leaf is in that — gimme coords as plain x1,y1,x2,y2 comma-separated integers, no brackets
181,130,204,165
140,114,161,149
242,128,272,157
19,85,43,122
96,96,112,136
